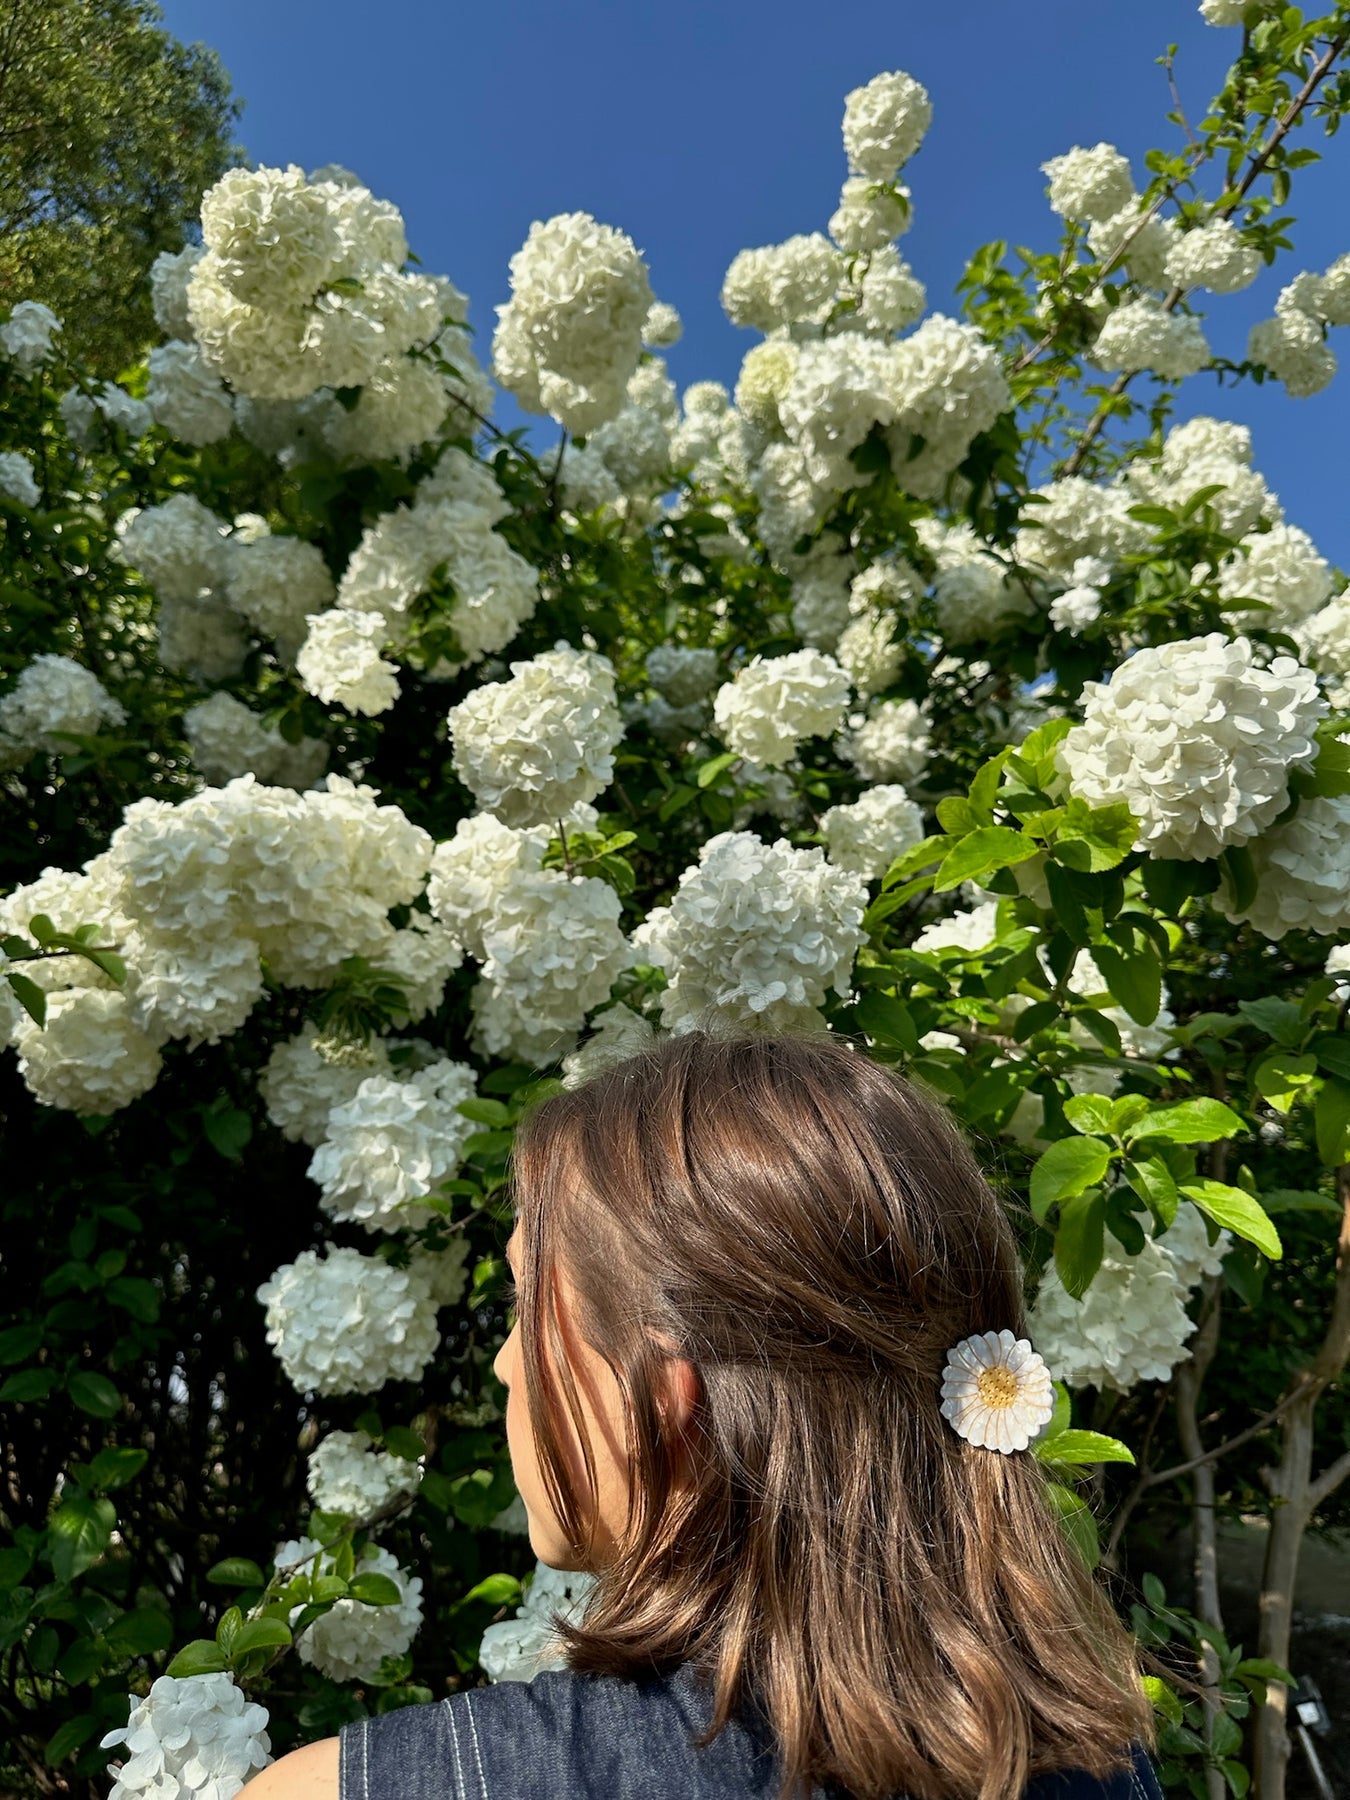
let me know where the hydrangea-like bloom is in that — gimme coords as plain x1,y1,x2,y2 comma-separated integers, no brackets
296,607,400,715
822,784,925,878
850,246,926,335
145,341,235,445
1248,309,1337,398
842,70,932,178
123,928,266,1049
1124,414,1279,541
836,610,903,700
225,531,336,657
1295,588,1350,697
307,1428,422,1519
1029,1204,1227,1392
642,301,683,347
720,235,846,332
492,212,653,435
184,692,327,790
1059,634,1323,860
470,871,630,1065
1041,144,1136,222
0,450,40,507
829,177,913,255
836,697,932,785
1200,0,1248,21
0,655,125,764
560,1003,658,1089
12,990,162,1114
646,645,720,707
308,1058,478,1232
321,353,449,464
712,650,851,769
911,900,1000,956
157,600,250,682
632,831,867,1033
933,548,1035,644
277,1538,423,1681
1164,219,1260,294
1091,301,1211,379
886,315,1011,498
426,813,551,960
478,1563,597,1684
257,1245,440,1395
101,1672,270,1800
1219,794,1350,940
119,494,232,603
1217,523,1333,627
1086,202,1178,288
1049,585,1103,634
150,245,205,339
0,300,62,370
448,643,623,827
778,336,899,490
1019,476,1151,579
259,1024,393,1148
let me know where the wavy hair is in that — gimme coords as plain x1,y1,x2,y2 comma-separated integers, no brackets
508,1029,1154,1800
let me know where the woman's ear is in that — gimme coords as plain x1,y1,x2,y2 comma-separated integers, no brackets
656,1353,701,1436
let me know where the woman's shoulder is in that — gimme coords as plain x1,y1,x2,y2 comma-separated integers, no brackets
1024,1742,1165,1800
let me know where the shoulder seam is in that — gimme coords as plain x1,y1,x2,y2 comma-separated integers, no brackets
441,1696,473,1800
462,1691,489,1800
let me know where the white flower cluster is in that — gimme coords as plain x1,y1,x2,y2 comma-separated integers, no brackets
258,1025,391,1145
836,696,932,785
885,314,1011,498
821,783,924,878
101,1673,270,1800
306,1429,422,1520
633,831,867,1033
912,899,1000,956
1042,144,1136,223
560,1002,658,1089
297,450,540,712
478,1563,597,1684
225,528,337,660
1164,218,1260,295
0,655,125,766
645,644,720,707
1030,1203,1228,1391
184,693,327,790
842,70,932,179
1124,414,1280,540
1220,794,1350,940
1216,522,1333,628
0,450,40,507
1246,257,1347,397
0,301,61,370
448,642,624,827
185,165,443,401
927,522,1036,644
1295,587,1350,703
1059,634,1324,860
145,340,235,445
1091,300,1211,380
493,211,654,435
713,650,851,769
257,1244,441,1395
722,235,845,333
308,1060,478,1232
1018,477,1150,581
1087,200,1178,288
276,1537,423,1681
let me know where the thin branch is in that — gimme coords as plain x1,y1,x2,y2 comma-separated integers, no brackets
1308,1444,1350,1512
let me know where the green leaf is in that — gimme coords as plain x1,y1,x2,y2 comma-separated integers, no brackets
455,1098,512,1127
1315,1075,1350,1167
695,751,738,789
1029,1137,1113,1222
0,1368,56,1402
1052,799,1139,872
1238,996,1304,1050
349,1571,403,1606
230,1616,293,1656
1054,1189,1106,1298
166,1639,229,1677
1062,1094,1115,1136
1141,1676,1184,1724
1141,858,1219,914
932,827,1038,893
44,1713,102,1765
105,1606,174,1655
460,1572,523,1608
0,1324,42,1365
6,970,46,1027
1310,1033,1350,1082
87,1447,148,1490
1090,942,1162,1030
1045,1481,1099,1569
1034,1429,1135,1468
202,1105,253,1159
207,1557,267,1587
382,1426,426,1463
854,990,919,1053
48,1493,116,1581
1219,844,1258,915
67,1371,121,1418
1252,1051,1318,1115
1123,1099,1244,1146
1012,999,1060,1041
1124,1156,1179,1230
0,1546,33,1589
1180,1182,1281,1260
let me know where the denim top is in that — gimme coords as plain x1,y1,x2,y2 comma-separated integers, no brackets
337,1662,1166,1800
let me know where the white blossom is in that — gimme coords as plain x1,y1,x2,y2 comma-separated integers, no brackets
478,1563,596,1684
1042,144,1136,222
101,1672,270,1800
836,696,931,785
720,235,845,332
1219,794,1350,939
632,831,867,1034
842,71,932,178
713,650,851,769
646,645,720,707
1217,523,1333,627
1164,218,1260,294
1248,308,1336,398
257,1245,441,1395
1318,252,1350,326
1018,476,1151,580
145,341,235,445
0,301,61,370
157,601,250,682
0,450,40,507
150,245,205,339
885,315,1011,497
119,494,232,603
822,784,924,877
259,1024,393,1148
561,1002,657,1089
1091,301,1211,379
278,1538,423,1681
123,927,265,1048
426,813,552,960
1087,202,1179,289
225,530,336,657
1059,634,1323,860
492,212,653,435
1049,585,1103,634
912,900,1000,956
296,608,400,715
184,692,326,790
448,643,623,827
829,177,912,254
12,989,163,1114
0,655,125,764
835,610,903,699
308,1059,478,1232
321,354,450,464
642,301,683,347
306,1429,422,1519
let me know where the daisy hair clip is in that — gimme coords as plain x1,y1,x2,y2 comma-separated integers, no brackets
939,1329,1055,1454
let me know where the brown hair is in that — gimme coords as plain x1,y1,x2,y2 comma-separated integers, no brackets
508,1029,1154,1800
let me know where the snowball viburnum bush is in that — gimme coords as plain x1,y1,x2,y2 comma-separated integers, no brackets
6,20,1350,1781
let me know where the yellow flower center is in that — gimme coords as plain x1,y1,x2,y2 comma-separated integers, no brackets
975,1365,1020,1409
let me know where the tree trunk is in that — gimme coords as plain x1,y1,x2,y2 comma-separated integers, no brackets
1176,1282,1227,1800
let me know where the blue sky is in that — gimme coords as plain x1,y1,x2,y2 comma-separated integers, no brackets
160,0,1350,564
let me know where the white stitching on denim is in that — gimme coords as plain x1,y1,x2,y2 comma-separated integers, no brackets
1128,1749,1152,1800
361,1717,370,1800
443,1698,469,1800
463,1692,489,1800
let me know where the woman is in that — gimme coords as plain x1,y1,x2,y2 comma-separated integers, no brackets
250,1029,1162,1800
